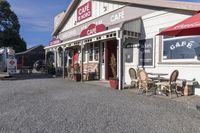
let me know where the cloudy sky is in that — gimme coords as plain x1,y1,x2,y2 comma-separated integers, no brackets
7,0,70,47
6,0,200,48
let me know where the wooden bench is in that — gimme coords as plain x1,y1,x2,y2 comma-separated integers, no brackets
82,63,99,81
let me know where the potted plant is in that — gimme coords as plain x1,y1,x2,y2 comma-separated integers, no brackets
73,63,81,81
109,54,118,89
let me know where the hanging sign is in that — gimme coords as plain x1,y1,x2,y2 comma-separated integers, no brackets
80,24,106,37
77,1,92,22
49,37,61,46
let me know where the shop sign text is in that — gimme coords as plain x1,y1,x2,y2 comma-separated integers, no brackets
80,24,106,37
77,1,92,22
49,37,61,46
170,41,194,50
110,10,125,22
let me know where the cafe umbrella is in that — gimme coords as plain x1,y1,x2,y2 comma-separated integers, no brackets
158,11,200,36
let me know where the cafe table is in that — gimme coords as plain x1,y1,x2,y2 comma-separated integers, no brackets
148,72,168,81
147,72,168,95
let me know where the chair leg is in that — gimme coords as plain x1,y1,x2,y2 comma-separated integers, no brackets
175,85,182,97
169,89,172,99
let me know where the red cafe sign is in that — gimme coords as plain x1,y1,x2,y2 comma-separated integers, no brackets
80,24,106,37
49,37,61,46
77,1,92,22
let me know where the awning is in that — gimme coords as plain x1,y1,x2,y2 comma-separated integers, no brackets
44,28,120,50
158,11,200,36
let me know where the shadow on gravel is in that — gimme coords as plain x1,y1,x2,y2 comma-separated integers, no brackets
196,105,200,112
0,73,58,81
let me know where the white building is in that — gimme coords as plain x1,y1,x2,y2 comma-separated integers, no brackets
44,0,200,91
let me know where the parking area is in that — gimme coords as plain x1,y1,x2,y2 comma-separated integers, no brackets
0,76,200,133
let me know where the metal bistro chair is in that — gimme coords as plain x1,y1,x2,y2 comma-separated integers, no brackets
128,68,138,89
156,70,179,98
137,70,156,95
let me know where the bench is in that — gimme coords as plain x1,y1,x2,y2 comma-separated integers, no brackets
82,63,99,81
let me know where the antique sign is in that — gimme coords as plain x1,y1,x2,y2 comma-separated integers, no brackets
77,1,92,22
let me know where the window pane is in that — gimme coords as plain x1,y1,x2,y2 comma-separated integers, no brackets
89,44,93,61
83,48,86,62
138,39,153,66
102,43,104,63
163,36,200,60
124,48,133,63
94,43,99,61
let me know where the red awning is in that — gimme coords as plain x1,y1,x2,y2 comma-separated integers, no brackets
158,11,200,36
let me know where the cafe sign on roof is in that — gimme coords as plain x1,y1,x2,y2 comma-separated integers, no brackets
77,0,92,22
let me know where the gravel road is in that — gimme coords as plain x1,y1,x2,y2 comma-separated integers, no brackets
0,76,199,133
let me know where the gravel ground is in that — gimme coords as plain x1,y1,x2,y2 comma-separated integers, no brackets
0,75,200,133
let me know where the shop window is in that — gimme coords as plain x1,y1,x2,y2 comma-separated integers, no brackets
82,48,86,62
124,48,133,63
88,44,94,61
102,43,105,63
162,36,200,61
87,43,99,62
94,43,99,61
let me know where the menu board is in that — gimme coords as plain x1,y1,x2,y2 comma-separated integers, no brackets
139,38,153,66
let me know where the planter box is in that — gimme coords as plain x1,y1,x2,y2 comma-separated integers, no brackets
109,78,118,90
73,74,81,82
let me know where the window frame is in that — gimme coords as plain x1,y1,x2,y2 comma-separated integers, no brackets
138,38,155,68
160,35,200,64
83,43,99,63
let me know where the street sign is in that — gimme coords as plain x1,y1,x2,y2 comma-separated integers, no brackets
7,58,17,74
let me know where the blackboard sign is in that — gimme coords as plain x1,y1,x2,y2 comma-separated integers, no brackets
139,38,153,66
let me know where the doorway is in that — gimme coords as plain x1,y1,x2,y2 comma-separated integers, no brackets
105,40,117,80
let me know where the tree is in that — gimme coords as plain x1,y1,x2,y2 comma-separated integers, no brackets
0,0,26,52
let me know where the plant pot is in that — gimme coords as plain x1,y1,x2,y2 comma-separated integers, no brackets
73,73,81,82
109,78,118,90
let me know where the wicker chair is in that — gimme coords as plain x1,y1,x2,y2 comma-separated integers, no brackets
156,70,179,98
137,70,155,95
128,68,138,88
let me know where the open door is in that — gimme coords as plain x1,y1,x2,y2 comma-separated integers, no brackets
105,40,117,80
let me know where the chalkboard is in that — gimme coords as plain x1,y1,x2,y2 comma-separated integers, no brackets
139,38,153,66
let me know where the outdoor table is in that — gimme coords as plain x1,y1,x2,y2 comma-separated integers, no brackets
148,72,168,95
148,72,168,81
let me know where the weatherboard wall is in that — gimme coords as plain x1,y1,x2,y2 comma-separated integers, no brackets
124,9,200,84
60,0,124,33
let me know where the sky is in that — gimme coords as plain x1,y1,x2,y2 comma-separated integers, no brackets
7,0,71,48
6,0,200,48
